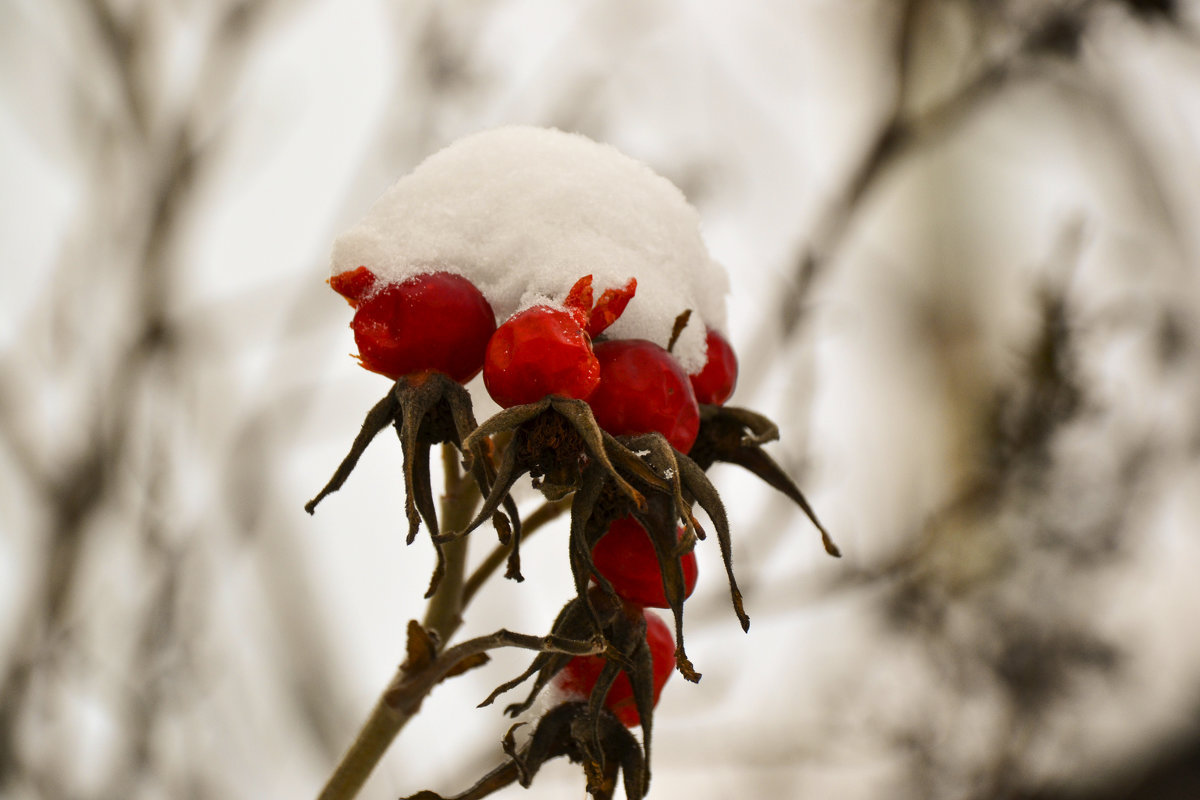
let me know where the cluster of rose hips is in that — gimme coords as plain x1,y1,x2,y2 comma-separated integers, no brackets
331,266,733,446
311,264,833,799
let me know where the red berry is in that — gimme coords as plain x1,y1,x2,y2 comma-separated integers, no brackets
588,339,701,452
482,274,639,408
592,516,697,608
555,609,674,728
689,328,738,406
483,306,600,408
335,269,496,383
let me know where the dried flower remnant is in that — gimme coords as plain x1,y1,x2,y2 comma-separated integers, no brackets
402,702,649,800
689,404,841,558
305,371,517,597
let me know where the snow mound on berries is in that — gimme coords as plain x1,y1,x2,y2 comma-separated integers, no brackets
330,126,727,373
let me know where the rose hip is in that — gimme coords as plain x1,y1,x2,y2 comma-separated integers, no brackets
482,305,601,407
482,275,637,408
689,327,738,406
588,339,701,452
331,268,496,383
592,516,698,608
554,609,674,728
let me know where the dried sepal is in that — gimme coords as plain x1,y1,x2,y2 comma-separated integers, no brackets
444,397,649,584
565,462,623,632
477,590,603,715
480,590,647,725
401,761,525,800
630,492,702,681
477,592,657,798
580,600,659,783
619,433,702,548
511,701,648,800
305,372,520,596
304,390,400,514
673,448,751,633
529,428,746,677
403,702,646,800
690,403,841,558
577,440,702,681
610,431,751,648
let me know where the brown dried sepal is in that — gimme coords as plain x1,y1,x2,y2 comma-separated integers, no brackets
479,588,660,789
402,702,647,800
568,430,751,680
690,404,841,557
304,372,520,597
443,396,649,583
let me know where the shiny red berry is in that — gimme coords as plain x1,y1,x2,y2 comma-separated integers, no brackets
482,275,638,408
591,516,698,608
331,269,496,383
689,327,738,406
554,609,674,728
483,305,600,408
588,339,701,452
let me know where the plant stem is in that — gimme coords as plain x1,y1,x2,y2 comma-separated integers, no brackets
316,444,478,800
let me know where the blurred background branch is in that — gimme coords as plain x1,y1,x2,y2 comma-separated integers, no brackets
2,1,1199,798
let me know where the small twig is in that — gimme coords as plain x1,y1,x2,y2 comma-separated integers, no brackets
316,444,479,800
384,628,604,713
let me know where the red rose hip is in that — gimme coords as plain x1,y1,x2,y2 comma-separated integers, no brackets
482,305,600,408
689,327,738,406
482,275,638,408
554,609,674,728
588,339,701,452
332,268,496,383
592,516,698,608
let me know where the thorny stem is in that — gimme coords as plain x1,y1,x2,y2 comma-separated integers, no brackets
317,444,478,800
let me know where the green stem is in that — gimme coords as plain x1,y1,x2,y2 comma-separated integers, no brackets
316,444,478,800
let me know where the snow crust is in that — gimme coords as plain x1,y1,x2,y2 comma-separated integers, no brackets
330,126,728,373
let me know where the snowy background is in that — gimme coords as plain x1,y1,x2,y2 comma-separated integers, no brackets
3,1,1200,798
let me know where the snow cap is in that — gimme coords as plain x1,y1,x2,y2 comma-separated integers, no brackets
330,126,727,373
